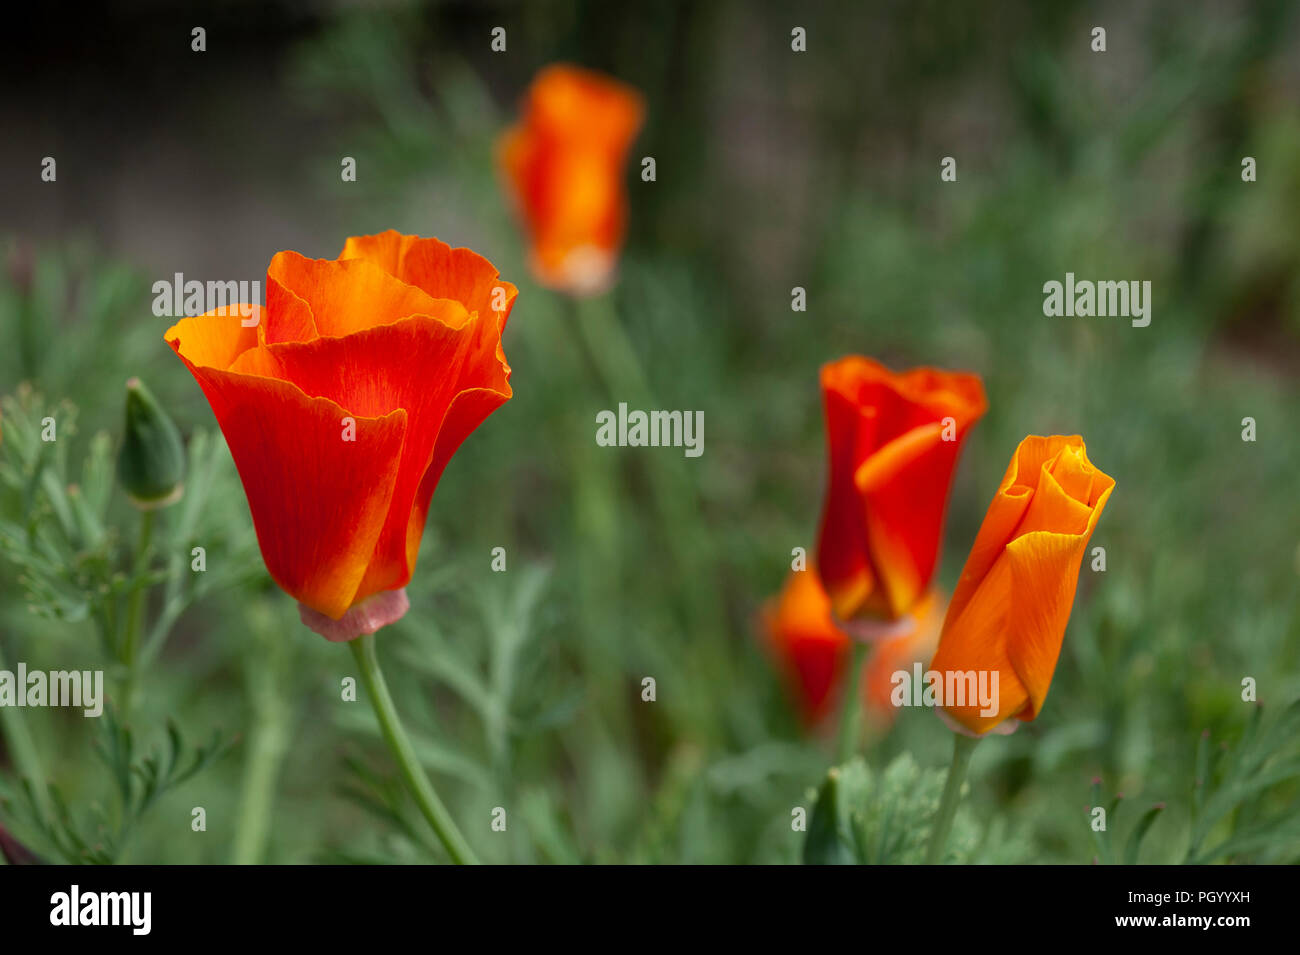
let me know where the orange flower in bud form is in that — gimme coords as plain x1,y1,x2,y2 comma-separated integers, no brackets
499,64,645,296
165,231,516,641
930,435,1114,735
761,568,851,726
816,357,987,623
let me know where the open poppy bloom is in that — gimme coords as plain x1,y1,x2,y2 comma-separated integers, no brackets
165,231,516,641
499,64,645,296
816,356,987,625
929,435,1114,735
761,568,943,727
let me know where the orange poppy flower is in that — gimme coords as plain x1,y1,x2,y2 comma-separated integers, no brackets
929,435,1114,735
499,64,645,296
165,231,516,639
816,356,987,623
761,568,944,727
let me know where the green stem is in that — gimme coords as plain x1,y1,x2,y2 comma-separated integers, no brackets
571,293,652,399
835,641,869,763
0,640,51,821
119,509,154,719
925,733,980,864
567,294,728,738
232,627,291,865
231,716,288,865
348,633,478,865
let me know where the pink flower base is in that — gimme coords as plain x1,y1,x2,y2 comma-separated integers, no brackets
937,707,1020,738
837,613,918,645
298,588,410,643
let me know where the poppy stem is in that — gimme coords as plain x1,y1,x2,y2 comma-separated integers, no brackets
231,616,292,865
348,633,479,865
835,641,869,763
925,732,980,864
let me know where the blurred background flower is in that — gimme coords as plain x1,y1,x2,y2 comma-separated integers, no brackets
761,568,942,729
760,568,848,727
499,64,644,296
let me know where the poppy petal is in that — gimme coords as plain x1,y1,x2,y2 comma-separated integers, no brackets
339,230,519,331
942,436,1084,630
268,251,465,338
817,381,879,619
263,273,319,345
224,311,510,602
855,421,970,617
165,308,262,371
929,552,1031,733
166,348,407,619
1006,484,1114,720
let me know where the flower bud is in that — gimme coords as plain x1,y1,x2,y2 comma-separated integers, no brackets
930,435,1114,735
117,377,185,508
816,356,986,622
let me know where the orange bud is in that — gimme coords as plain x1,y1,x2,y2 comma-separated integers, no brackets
816,356,986,622
761,568,851,726
498,65,645,296
930,435,1114,735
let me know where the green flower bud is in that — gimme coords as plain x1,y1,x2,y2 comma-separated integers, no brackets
117,377,185,509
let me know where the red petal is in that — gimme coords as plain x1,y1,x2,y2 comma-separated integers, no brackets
167,344,407,619
225,311,511,601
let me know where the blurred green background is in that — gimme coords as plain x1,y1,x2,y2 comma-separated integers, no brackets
1,0,1298,863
